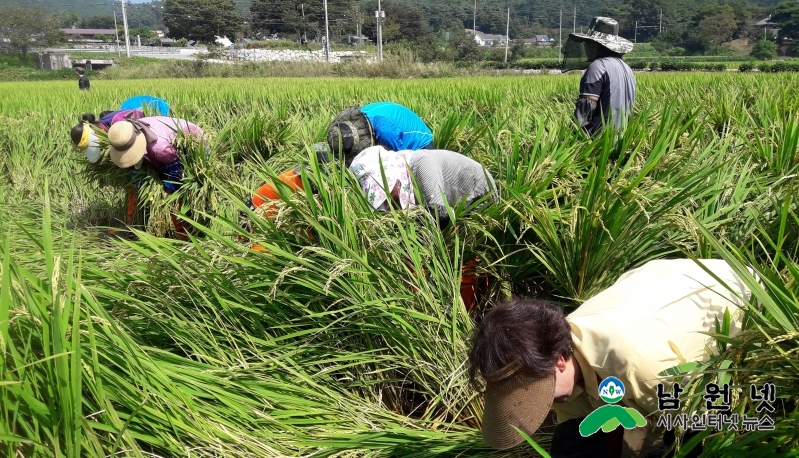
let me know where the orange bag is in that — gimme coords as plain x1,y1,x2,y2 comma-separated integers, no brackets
249,168,307,251
252,168,305,217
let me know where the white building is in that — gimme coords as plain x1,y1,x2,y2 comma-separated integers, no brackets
465,29,508,47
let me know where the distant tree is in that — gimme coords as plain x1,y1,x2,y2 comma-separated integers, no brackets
57,11,81,28
750,38,777,59
125,1,165,29
509,40,525,61
394,4,430,41
773,1,799,40
0,5,64,58
698,12,737,46
359,1,425,43
128,26,157,44
81,15,117,29
280,3,321,40
410,33,440,62
249,0,285,35
651,28,684,52
680,3,738,54
130,26,156,39
448,31,482,61
599,0,678,42
249,0,355,41
164,0,243,41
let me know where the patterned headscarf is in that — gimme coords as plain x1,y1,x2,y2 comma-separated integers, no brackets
349,145,416,211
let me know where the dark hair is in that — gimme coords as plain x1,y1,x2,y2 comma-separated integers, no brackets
75,67,84,75
468,299,573,386
81,112,96,124
99,110,114,119
70,123,84,146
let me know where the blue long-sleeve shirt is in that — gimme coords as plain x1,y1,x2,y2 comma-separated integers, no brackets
361,102,433,151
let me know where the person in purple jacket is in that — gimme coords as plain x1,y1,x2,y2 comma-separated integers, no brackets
96,109,144,129
107,115,205,239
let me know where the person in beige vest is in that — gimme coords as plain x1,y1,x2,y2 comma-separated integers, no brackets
468,259,752,457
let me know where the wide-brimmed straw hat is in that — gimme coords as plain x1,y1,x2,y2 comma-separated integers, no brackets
108,121,148,168
481,362,556,450
569,16,634,55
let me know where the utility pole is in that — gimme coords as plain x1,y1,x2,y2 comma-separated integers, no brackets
301,3,306,46
356,6,362,46
119,0,131,57
113,10,120,57
559,9,562,60
659,9,662,34
473,0,477,35
376,0,384,61
573,4,576,33
634,20,638,44
323,0,330,61
504,7,509,63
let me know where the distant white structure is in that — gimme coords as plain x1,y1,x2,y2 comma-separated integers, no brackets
215,36,233,47
465,29,508,47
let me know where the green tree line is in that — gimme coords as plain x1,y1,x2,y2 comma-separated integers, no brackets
7,0,799,57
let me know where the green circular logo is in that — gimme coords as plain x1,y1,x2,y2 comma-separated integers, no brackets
599,377,625,404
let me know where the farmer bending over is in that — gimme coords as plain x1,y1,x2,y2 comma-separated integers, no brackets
71,109,144,138
326,102,434,165
247,101,435,217
350,145,498,312
70,114,105,164
468,259,752,457
348,145,497,228
107,115,205,240
69,109,149,231
70,110,145,162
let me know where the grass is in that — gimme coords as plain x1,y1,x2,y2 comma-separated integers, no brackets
1,73,799,457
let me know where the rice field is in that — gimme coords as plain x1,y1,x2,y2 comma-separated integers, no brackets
1,74,799,457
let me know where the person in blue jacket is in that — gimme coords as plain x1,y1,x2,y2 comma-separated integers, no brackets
326,102,434,165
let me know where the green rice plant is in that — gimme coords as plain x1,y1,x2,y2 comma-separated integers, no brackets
660,191,799,457
1,184,513,458
497,103,738,302
213,105,301,164
746,102,799,177
4,73,799,457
